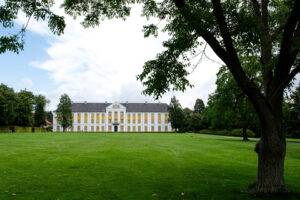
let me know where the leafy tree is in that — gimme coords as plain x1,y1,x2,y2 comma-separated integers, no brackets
15,90,34,127
190,112,203,132
283,82,300,138
46,111,53,124
194,99,205,114
0,0,65,54
182,107,192,132
204,66,260,140
168,96,185,132
34,95,47,127
0,84,16,126
290,83,300,128
62,0,300,193
56,94,72,132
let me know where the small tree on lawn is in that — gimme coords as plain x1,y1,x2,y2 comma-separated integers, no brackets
194,99,205,114
169,96,185,132
34,95,48,127
56,94,72,132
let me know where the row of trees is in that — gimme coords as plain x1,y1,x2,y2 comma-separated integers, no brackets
0,83,49,128
169,97,206,132
169,77,300,139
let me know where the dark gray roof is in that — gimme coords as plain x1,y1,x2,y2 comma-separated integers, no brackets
71,102,169,113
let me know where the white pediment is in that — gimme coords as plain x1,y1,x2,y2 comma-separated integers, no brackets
106,102,126,111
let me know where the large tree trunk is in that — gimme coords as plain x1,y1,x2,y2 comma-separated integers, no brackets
255,126,286,193
254,94,287,194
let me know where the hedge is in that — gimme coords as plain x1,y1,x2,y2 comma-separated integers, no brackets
197,129,256,138
0,126,47,133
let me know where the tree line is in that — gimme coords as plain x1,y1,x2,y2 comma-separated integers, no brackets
169,76,300,140
0,83,51,129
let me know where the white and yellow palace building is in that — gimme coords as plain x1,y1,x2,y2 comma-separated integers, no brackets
53,102,172,132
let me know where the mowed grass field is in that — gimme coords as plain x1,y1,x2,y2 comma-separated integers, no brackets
0,133,299,200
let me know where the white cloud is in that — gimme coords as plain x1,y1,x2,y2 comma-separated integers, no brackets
21,77,34,89
21,3,221,110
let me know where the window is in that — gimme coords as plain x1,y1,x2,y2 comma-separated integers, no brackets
102,113,105,123
114,111,118,122
96,113,100,124
77,126,81,132
132,113,136,124
127,113,131,123
138,113,141,124
91,126,94,132
84,126,88,132
151,113,155,124
165,126,168,132
151,126,155,132
138,126,141,132
158,126,161,132
96,126,100,132
108,125,112,132
144,113,148,123
127,126,131,132
132,126,136,132
101,126,105,132
158,113,161,124
120,125,124,131
84,113,88,123
165,113,169,123
144,126,148,132
120,112,124,123
108,112,112,123
77,113,81,123
91,113,95,123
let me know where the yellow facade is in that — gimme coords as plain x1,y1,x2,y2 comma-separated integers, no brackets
165,113,169,123
91,113,95,123
127,113,131,123
108,112,112,123
132,113,136,124
138,113,141,124
101,113,105,123
96,113,100,124
158,113,161,123
77,113,81,123
84,113,88,123
114,111,118,122
120,112,124,123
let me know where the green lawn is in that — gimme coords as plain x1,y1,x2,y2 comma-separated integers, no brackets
0,133,299,200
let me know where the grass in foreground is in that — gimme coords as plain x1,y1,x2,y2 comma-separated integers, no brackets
0,133,299,200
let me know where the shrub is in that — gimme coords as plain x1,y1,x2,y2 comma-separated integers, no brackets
197,129,256,138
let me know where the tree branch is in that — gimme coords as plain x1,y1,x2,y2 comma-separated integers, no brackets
273,0,300,91
271,64,300,101
173,0,271,121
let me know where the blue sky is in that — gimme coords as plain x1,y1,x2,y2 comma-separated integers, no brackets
0,5,220,111
0,31,54,93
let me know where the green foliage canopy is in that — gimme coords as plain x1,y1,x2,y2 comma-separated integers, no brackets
0,0,65,54
56,94,73,132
